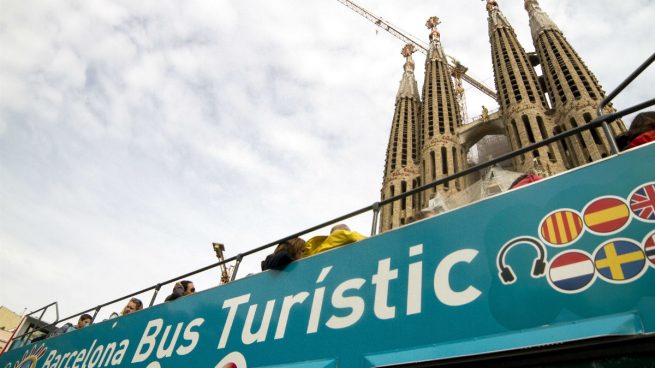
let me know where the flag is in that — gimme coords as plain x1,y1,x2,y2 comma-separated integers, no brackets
644,231,655,268
548,251,595,293
594,240,646,282
583,196,630,234
540,209,584,246
630,183,655,221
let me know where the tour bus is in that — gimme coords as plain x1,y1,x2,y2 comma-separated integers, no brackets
1,54,654,368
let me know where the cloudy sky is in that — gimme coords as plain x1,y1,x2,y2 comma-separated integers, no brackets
1,0,653,322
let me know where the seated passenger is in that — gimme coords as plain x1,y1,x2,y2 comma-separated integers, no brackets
304,224,366,257
50,314,92,337
164,280,196,302
621,111,655,150
76,313,93,329
261,238,306,271
109,297,144,319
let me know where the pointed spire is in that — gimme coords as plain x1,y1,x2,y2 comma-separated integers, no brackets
401,43,416,73
486,0,499,12
397,44,420,99
524,0,560,40
425,16,446,61
486,0,511,29
426,16,441,42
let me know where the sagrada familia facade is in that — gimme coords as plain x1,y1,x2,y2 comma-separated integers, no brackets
379,0,626,232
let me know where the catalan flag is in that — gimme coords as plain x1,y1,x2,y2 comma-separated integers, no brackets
594,240,646,282
644,231,655,268
630,183,655,221
540,209,584,246
583,197,631,234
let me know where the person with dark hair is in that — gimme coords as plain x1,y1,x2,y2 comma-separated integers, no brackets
261,238,306,271
50,313,93,336
616,111,655,150
164,280,195,302
76,314,93,328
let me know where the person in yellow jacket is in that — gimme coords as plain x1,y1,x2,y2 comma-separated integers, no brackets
304,224,367,257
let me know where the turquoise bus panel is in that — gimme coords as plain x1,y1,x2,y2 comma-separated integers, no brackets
2,144,654,368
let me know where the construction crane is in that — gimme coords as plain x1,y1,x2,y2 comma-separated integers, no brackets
212,242,233,285
336,0,499,112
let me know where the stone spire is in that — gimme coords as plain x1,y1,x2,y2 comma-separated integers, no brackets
486,0,566,175
524,0,625,166
380,44,421,231
524,0,560,41
425,16,447,62
418,16,467,208
397,44,420,99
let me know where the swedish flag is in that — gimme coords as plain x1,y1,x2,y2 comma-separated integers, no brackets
594,240,646,282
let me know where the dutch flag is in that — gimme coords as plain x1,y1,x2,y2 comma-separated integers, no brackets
548,251,596,293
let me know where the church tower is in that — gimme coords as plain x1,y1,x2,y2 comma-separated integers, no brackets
524,0,625,166
380,45,422,231
486,0,567,175
419,17,468,207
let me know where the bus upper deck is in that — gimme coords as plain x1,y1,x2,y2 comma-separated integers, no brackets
1,53,654,368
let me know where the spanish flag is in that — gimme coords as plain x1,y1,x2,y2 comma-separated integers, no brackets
540,209,584,246
583,197,630,234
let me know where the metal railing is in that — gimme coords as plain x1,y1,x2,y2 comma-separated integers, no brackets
6,51,655,351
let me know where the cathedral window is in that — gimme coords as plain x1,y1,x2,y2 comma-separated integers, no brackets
389,185,395,217
452,146,460,191
522,115,536,143
583,112,602,145
430,151,436,181
441,147,449,190
510,119,525,164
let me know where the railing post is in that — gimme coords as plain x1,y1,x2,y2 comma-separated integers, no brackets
230,254,244,282
149,284,162,307
91,306,101,323
26,307,49,342
601,120,619,155
370,202,381,236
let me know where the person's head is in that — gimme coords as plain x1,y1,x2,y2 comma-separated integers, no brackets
274,237,306,260
330,224,350,233
121,298,143,316
180,280,195,296
76,314,93,329
629,111,655,136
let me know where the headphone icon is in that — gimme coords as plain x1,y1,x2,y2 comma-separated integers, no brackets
497,236,548,284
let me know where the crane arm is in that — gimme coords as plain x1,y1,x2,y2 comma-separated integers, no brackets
336,0,498,101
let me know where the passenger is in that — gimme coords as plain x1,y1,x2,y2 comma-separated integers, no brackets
109,297,144,319
261,238,306,271
75,313,93,329
121,297,143,315
50,314,93,336
509,173,543,189
304,224,366,257
619,111,655,150
164,280,196,302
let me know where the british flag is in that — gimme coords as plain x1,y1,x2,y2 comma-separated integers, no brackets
630,183,655,221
